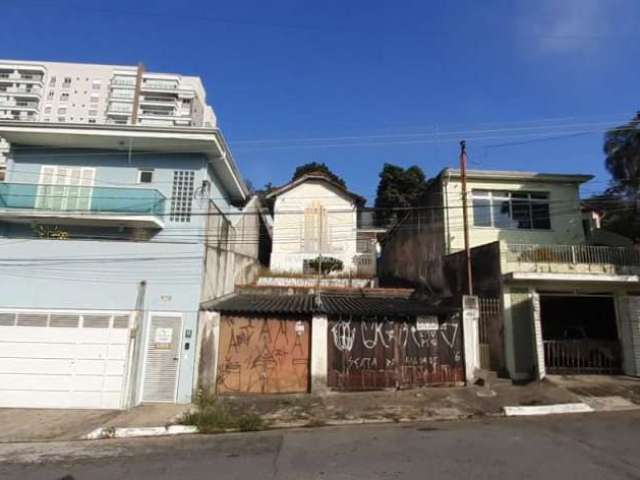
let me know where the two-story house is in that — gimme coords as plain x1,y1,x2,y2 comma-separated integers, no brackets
0,122,265,409
267,173,382,278
382,168,640,383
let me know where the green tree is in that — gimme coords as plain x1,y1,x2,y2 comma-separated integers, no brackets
291,162,346,188
601,112,640,240
373,163,427,226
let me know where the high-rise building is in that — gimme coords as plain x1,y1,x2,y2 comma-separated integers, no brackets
0,60,217,128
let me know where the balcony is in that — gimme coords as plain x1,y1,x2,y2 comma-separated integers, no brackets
0,100,39,111
140,81,179,93
0,183,166,229
0,86,42,97
502,243,640,277
0,73,44,84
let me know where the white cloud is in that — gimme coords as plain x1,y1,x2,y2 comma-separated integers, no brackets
519,0,610,54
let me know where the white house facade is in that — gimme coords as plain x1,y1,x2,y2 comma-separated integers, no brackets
268,174,380,276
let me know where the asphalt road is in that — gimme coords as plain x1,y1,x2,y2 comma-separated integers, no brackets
2,411,640,480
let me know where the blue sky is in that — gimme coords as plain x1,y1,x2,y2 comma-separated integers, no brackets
3,0,640,202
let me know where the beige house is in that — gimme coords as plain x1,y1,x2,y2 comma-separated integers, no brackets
382,168,640,383
268,173,382,277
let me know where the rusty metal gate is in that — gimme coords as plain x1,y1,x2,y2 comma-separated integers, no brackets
327,312,464,391
543,340,622,374
479,298,501,371
216,315,311,394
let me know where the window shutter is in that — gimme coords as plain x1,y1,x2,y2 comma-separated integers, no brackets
36,165,57,209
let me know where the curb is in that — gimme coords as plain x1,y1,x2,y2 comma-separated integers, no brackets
84,425,198,440
503,403,594,416
83,414,475,440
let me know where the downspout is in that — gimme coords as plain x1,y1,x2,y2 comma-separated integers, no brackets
125,280,146,408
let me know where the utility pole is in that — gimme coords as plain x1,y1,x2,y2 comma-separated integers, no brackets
130,62,145,125
460,140,473,296
317,206,323,289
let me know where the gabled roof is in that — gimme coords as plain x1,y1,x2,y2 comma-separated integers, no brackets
266,173,366,206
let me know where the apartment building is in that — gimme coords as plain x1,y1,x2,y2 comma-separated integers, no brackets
0,60,216,128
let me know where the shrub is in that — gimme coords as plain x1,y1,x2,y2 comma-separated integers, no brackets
306,256,343,274
181,390,265,434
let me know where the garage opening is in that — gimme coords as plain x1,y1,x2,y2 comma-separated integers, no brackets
540,295,621,374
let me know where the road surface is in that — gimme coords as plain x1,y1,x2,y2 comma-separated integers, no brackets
2,411,640,479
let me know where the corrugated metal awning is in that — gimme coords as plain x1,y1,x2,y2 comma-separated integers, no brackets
203,293,455,316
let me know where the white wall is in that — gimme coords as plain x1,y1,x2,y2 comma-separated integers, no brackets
270,180,359,273
443,177,586,254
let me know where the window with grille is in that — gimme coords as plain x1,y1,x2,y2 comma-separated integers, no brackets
170,170,195,222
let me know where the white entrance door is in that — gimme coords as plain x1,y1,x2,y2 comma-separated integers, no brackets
142,315,182,403
0,311,131,409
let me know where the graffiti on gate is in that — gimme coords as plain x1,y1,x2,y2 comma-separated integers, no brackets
216,316,310,394
331,319,461,365
327,314,464,390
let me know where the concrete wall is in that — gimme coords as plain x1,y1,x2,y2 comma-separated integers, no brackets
200,198,266,302
380,180,446,289
270,180,359,273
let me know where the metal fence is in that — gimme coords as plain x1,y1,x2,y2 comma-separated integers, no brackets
479,298,501,370
505,244,640,267
543,339,622,374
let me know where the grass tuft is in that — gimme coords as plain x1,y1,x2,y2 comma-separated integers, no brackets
181,390,265,434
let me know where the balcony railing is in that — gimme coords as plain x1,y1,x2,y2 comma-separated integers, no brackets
0,182,166,220
504,243,640,267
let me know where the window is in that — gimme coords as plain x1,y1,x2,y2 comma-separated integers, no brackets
88,109,98,116
88,119,96,124
472,190,550,230
35,165,96,212
92,81,101,90
170,170,195,222
57,117,66,122
60,92,69,102
44,105,52,114
57,107,66,114
138,169,154,184
49,76,56,86
47,90,55,100
303,201,329,253
90,95,99,103
62,77,72,88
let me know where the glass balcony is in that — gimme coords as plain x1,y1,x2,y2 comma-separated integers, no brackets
0,183,166,229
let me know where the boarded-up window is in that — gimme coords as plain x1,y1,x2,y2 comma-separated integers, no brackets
303,201,328,253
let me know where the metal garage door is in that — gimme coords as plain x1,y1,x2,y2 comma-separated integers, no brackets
0,310,131,409
216,315,311,394
327,313,465,390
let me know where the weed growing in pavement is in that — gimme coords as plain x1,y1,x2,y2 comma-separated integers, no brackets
181,390,265,433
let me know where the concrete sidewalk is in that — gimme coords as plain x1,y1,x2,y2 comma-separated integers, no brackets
0,404,191,443
227,380,583,428
3,376,640,443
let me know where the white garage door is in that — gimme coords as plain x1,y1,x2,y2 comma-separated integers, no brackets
0,311,131,409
